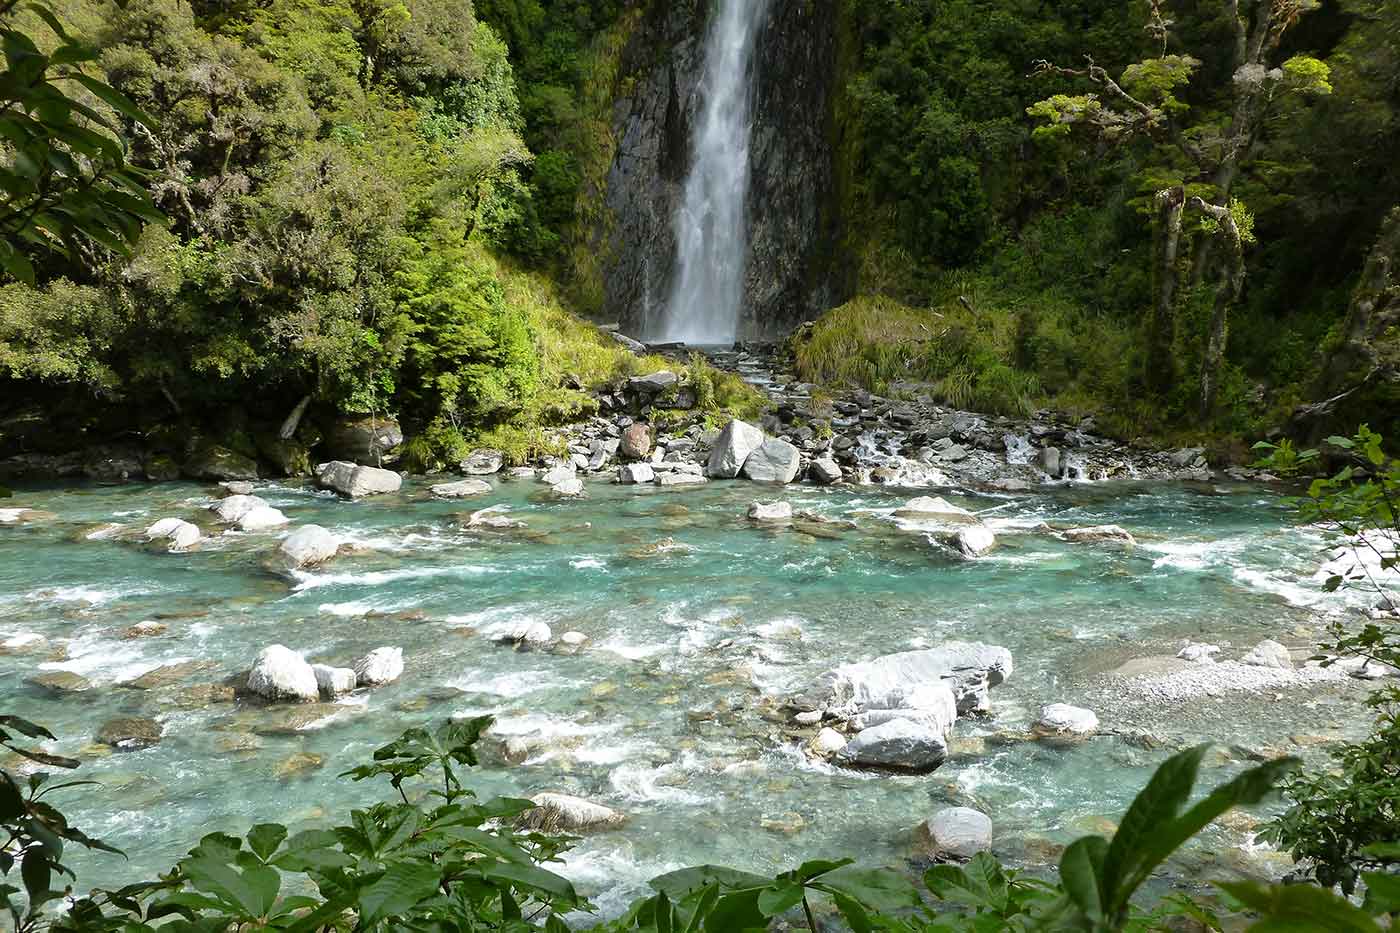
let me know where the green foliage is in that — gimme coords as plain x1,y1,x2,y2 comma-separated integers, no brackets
1256,427,1400,895
0,1,163,283
1282,55,1333,96
1119,55,1201,111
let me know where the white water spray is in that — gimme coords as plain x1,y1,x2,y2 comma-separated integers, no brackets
655,0,769,345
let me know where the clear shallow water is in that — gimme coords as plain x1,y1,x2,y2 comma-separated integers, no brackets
0,477,1375,910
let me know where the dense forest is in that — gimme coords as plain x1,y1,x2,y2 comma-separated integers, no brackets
3,3,1400,930
0,0,1398,472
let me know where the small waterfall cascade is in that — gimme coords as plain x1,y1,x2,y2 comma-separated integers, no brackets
654,0,770,345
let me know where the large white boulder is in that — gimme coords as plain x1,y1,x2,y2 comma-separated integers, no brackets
812,642,1013,718
809,727,848,757
618,463,655,484
145,518,201,551
316,461,401,498
748,501,793,522
1241,639,1292,669
278,525,339,569
742,437,802,484
247,645,319,703
1034,703,1099,741
522,793,627,832
939,526,996,558
706,420,766,478
551,477,586,498
211,494,267,523
237,505,289,531
836,718,948,772
312,663,357,698
540,465,576,486
431,479,491,498
920,807,993,860
354,647,404,686
895,497,979,524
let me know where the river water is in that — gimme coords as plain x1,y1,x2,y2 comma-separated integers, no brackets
0,476,1378,913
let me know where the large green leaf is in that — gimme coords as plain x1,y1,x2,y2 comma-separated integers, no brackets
182,855,280,919
357,860,441,924
1219,881,1383,931
650,865,771,899
815,864,922,913
755,882,804,917
1058,835,1108,922
246,823,287,862
1361,871,1400,916
483,860,578,904
1111,755,1299,912
1101,744,1209,901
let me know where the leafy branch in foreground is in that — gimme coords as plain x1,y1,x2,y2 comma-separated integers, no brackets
7,714,1392,932
0,1,163,283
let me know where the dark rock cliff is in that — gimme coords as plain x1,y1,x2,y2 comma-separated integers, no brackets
603,0,846,341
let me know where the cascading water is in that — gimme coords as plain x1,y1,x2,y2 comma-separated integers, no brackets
654,0,769,345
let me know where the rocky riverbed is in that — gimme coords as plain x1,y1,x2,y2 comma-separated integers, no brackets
1,344,1394,913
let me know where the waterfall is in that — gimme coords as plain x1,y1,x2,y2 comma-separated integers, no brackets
655,0,769,345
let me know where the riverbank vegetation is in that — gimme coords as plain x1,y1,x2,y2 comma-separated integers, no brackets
0,0,758,474
824,0,1400,444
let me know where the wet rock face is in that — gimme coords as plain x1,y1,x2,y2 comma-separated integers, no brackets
603,0,844,340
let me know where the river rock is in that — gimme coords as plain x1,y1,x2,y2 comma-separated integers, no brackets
324,415,402,463
122,660,215,690
237,505,289,531
354,647,404,686
707,420,766,478
211,494,266,523
27,670,92,694
1033,704,1099,741
541,465,576,486
809,457,843,484
628,371,679,394
941,526,996,558
431,479,491,498
220,481,256,496
460,448,505,475
895,497,978,524
742,437,802,484
184,445,258,481
836,718,948,773
96,716,163,751
919,807,993,860
1241,640,1292,669
656,471,708,487
122,621,168,639
810,642,1013,718
146,518,201,551
1036,446,1062,478
1062,525,1136,546
618,463,655,484
521,793,627,832
312,664,357,698
551,477,586,498
621,423,652,460
748,501,793,522
1177,643,1220,663
315,461,401,498
278,525,339,569
246,645,319,703
809,727,847,756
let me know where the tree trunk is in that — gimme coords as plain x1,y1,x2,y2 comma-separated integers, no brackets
1191,199,1246,419
1148,186,1185,394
